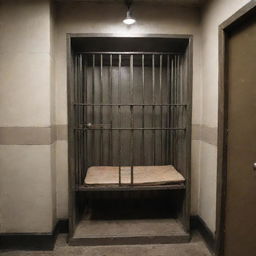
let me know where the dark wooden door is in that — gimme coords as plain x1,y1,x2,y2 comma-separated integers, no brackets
224,13,256,256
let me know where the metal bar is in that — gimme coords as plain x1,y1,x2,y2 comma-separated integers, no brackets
80,51,183,55
74,55,78,186
73,103,187,107
181,55,185,169
177,56,180,166
152,54,156,165
78,183,186,192
167,55,171,164
176,55,180,169
81,55,85,181
77,54,83,211
180,56,184,121
77,54,82,185
130,54,134,185
180,56,185,168
91,54,95,165
79,54,84,184
173,55,178,166
109,54,113,165
159,54,163,164
100,54,103,165
141,54,145,165
84,54,88,176
78,55,82,185
75,127,186,131
118,54,122,185
165,55,170,164
170,57,175,164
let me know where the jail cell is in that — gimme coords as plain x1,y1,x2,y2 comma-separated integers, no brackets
68,36,192,245
72,52,188,187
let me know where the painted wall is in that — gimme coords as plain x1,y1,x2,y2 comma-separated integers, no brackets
0,0,56,233
0,0,250,235
199,0,251,233
54,1,203,219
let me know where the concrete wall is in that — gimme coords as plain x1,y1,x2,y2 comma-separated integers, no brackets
0,0,56,233
54,1,203,219
199,0,251,233
1,0,251,235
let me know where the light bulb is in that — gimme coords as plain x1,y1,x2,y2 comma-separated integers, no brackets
123,10,136,25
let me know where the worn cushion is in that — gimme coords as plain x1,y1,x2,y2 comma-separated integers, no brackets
84,165,185,186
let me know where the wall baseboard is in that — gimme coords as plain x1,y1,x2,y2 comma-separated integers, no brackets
1,217,215,251
0,219,69,251
191,215,216,253
56,219,69,234
0,233,56,251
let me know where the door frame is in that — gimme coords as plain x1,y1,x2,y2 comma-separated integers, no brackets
216,1,256,255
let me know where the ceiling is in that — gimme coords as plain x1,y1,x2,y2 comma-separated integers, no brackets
56,0,208,6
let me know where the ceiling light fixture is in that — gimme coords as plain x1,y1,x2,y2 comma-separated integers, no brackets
123,0,136,25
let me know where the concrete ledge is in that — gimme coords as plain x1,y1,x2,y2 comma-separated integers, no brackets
0,217,215,251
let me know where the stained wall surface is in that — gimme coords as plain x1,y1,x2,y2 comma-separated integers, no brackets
199,0,251,232
0,0,56,233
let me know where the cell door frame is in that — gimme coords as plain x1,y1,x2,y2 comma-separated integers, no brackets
216,1,256,256
67,33,193,239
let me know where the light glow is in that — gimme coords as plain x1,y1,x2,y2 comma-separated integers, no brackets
123,10,136,25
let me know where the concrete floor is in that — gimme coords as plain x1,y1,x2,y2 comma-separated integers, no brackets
0,232,212,256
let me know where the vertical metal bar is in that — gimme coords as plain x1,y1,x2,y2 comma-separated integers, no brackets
77,55,81,185
171,56,176,165
180,55,185,136
118,54,122,185
141,54,145,165
165,55,170,164
81,55,84,181
74,55,78,186
130,54,134,185
170,56,175,164
152,54,156,165
159,54,163,164
176,55,180,169
180,55,184,171
175,55,179,169
79,54,83,184
180,55,184,117
173,55,178,166
77,55,82,209
91,54,95,165
77,54,82,185
177,56,180,166
109,54,113,165
100,54,103,165
84,55,88,177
